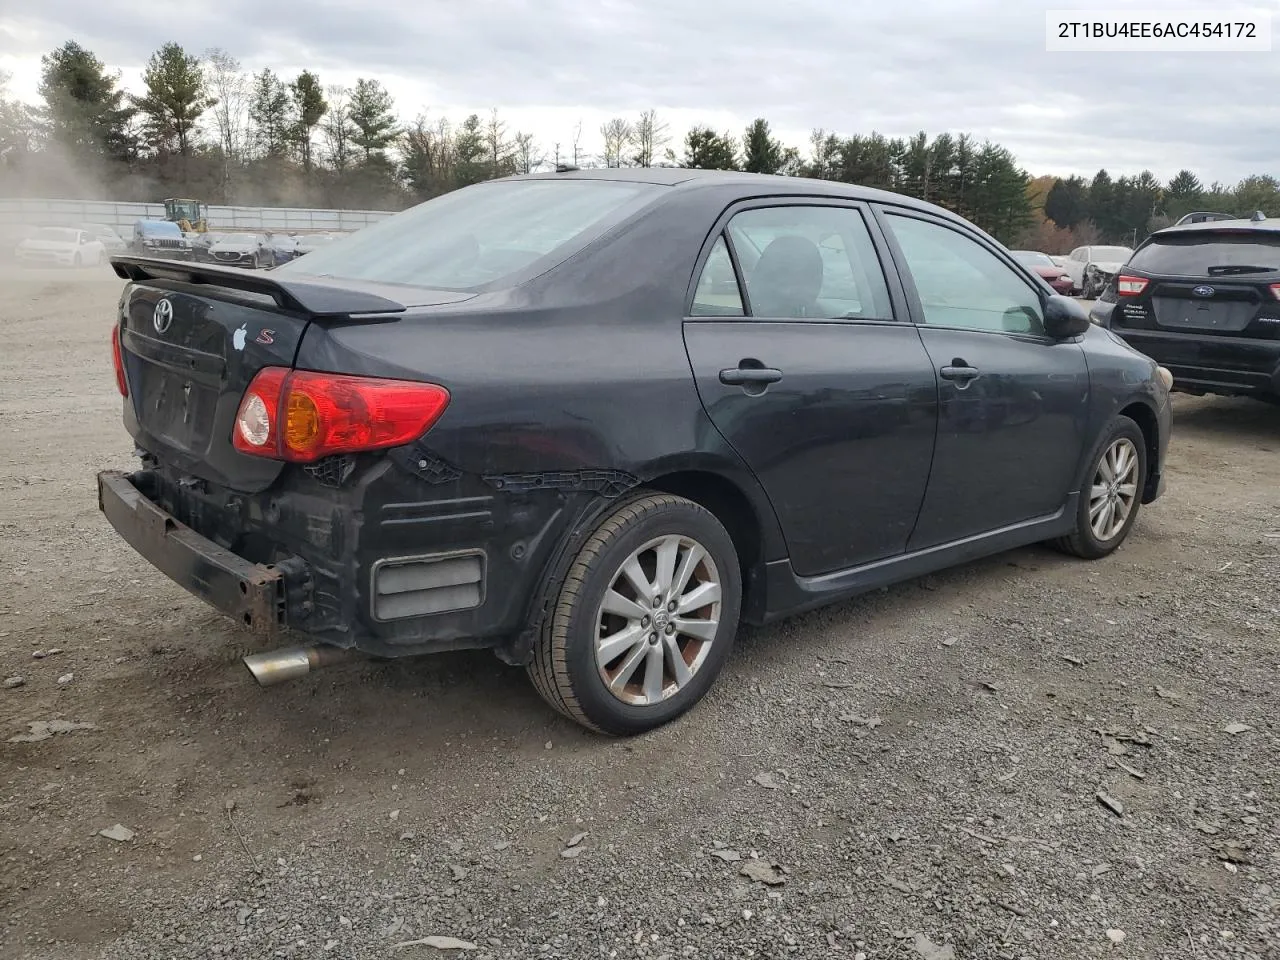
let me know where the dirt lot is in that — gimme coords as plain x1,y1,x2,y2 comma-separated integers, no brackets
0,265,1277,960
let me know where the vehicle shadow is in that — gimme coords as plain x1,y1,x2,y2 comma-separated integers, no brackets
1171,395,1280,447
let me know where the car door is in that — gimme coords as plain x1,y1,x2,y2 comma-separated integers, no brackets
682,200,939,577
875,208,1091,549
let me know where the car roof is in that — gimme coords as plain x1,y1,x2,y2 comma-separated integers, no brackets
507,167,974,222
1152,216,1280,238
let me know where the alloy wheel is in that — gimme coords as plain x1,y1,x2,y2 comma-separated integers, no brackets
1089,437,1139,542
593,534,722,707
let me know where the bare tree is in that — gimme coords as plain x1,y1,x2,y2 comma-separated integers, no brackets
600,117,633,168
570,120,583,166
631,109,669,168
402,113,456,196
484,107,512,176
513,131,542,174
203,48,248,193
320,84,354,172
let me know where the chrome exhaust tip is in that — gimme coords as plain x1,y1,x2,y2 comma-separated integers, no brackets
242,645,348,687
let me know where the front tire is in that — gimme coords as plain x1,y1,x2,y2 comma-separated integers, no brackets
528,493,742,736
1053,415,1146,559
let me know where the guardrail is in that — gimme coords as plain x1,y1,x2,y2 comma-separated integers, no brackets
0,198,396,234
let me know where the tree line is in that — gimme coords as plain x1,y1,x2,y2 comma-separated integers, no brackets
0,40,1276,250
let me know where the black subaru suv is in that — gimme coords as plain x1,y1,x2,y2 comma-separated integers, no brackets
1090,215,1280,403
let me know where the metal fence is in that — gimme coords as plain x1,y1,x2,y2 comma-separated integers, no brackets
0,197,395,234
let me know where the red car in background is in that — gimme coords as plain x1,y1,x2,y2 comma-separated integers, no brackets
1011,250,1075,295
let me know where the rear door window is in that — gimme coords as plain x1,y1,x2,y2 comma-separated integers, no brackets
1129,233,1280,277
690,236,745,316
723,205,893,320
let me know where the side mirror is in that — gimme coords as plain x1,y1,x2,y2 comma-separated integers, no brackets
1043,295,1091,339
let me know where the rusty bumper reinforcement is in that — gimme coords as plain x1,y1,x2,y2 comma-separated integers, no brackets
97,470,287,638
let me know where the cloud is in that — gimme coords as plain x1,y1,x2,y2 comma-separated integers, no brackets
3,0,1278,182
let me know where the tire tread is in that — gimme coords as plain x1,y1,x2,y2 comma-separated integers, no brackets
526,493,707,736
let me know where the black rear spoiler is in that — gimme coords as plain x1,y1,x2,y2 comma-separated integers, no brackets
109,255,406,317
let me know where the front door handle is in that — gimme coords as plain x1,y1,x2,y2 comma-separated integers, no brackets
939,363,980,382
719,367,783,386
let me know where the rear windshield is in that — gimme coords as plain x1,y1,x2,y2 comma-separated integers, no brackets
1129,233,1280,276
277,178,664,291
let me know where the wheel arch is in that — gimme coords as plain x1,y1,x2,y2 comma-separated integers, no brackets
1117,399,1161,502
501,460,785,666
636,461,786,626
644,469,765,612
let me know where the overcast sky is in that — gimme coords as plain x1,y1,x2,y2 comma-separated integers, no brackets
1,0,1277,184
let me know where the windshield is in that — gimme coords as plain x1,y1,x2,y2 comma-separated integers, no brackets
277,178,665,291
217,234,259,245
36,228,79,242
1091,246,1132,261
1011,251,1054,266
140,222,180,236
1129,233,1280,276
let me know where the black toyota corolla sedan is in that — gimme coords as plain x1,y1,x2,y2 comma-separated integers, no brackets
99,168,1172,735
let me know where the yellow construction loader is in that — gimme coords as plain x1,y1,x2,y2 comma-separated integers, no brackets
163,198,208,233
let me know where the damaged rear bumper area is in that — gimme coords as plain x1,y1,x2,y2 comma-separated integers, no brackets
98,470,301,639
96,464,593,661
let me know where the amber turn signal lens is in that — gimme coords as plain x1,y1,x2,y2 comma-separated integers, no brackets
285,390,321,453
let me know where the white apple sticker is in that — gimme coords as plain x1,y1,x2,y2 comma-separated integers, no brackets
232,323,247,351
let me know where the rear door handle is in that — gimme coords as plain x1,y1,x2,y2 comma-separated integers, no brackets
939,364,980,382
719,367,783,386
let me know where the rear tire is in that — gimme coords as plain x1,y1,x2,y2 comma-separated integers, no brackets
1052,415,1147,559
528,492,742,736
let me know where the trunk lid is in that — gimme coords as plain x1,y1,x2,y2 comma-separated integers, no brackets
112,256,457,493
120,282,311,492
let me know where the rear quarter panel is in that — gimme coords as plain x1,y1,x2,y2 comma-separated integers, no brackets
1077,323,1168,475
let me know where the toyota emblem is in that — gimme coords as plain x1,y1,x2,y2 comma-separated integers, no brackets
153,298,174,334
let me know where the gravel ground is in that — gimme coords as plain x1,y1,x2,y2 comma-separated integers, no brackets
0,265,1277,960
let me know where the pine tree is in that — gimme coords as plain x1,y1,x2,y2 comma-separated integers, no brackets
248,69,292,158
38,41,137,162
741,118,782,174
132,42,214,155
347,78,398,164
289,71,327,172
679,127,738,170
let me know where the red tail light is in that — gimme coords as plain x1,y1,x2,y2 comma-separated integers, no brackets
1115,275,1149,297
233,367,450,462
111,326,128,397
1269,283,1280,301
